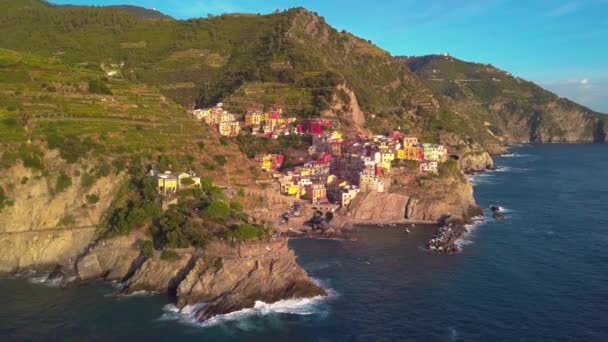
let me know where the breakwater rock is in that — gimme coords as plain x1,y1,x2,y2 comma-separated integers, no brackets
426,216,469,253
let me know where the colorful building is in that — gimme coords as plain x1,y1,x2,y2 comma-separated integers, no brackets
402,136,419,148
218,121,241,137
340,185,360,207
420,161,438,173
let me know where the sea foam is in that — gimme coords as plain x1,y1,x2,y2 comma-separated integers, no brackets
159,281,336,328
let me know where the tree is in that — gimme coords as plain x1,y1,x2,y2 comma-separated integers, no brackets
205,200,230,221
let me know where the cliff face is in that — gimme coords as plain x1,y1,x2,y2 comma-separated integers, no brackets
459,151,495,173
0,155,122,273
338,167,479,225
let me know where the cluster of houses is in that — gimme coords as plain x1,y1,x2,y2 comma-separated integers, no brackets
243,109,297,138
191,103,241,137
188,103,449,209
260,130,448,208
191,104,333,138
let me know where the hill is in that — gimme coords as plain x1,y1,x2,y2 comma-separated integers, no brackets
105,5,173,19
0,1,483,146
399,54,607,144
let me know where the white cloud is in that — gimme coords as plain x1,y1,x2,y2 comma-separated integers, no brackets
580,78,589,85
547,1,583,17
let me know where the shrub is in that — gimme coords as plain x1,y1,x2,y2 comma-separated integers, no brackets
59,215,76,227
229,224,265,241
325,212,334,222
0,186,7,209
141,240,154,257
80,173,97,188
197,142,205,150
230,200,243,212
18,145,44,170
205,200,230,221
0,152,18,169
180,177,195,186
55,172,72,193
202,161,216,171
213,257,223,269
20,177,28,185
160,249,180,262
86,193,100,205
214,155,227,166
88,79,112,95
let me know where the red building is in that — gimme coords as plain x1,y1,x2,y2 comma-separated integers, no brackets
296,119,331,135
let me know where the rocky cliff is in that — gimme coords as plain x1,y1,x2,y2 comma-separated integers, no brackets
0,153,122,273
336,166,480,226
72,236,326,322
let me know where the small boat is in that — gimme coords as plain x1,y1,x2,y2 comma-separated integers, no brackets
405,228,411,233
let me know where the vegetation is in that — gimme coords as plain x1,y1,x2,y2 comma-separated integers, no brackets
0,186,9,212
55,172,72,193
160,249,180,262
88,79,112,95
85,193,100,205
141,239,154,257
439,159,464,181
228,224,267,241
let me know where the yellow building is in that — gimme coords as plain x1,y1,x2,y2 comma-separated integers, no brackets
280,181,299,196
156,172,178,195
402,136,419,148
244,112,263,126
218,121,241,137
381,152,395,163
396,149,406,160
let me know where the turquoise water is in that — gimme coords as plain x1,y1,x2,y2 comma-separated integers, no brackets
2,144,608,341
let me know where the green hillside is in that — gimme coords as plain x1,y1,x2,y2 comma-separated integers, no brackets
400,55,607,144
0,1,450,136
0,47,257,185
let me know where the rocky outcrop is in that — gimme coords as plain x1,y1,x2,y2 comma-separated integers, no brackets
459,151,495,173
76,235,142,281
69,237,325,322
122,252,196,294
177,242,326,321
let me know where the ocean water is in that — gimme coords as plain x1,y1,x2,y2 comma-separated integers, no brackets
2,144,608,341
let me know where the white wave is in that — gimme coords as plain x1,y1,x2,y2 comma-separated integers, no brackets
454,216,485,250
112,290,158,298
27,274,62,288
159,282,336,328
500,153,535,158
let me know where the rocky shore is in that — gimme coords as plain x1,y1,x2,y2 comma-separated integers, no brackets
60,237,326,322
426,216,470,253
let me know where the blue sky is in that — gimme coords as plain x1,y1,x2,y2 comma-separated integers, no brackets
49,0,608,113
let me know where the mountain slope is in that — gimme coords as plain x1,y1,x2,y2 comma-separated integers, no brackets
399,55,607,144
105,5,173,19
0,2,449,137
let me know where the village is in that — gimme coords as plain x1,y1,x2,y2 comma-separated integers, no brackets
184,103,449,212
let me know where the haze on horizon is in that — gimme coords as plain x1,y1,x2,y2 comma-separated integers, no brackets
49,0,608,113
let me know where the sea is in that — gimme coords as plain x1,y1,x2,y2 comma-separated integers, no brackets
1,144,608,341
